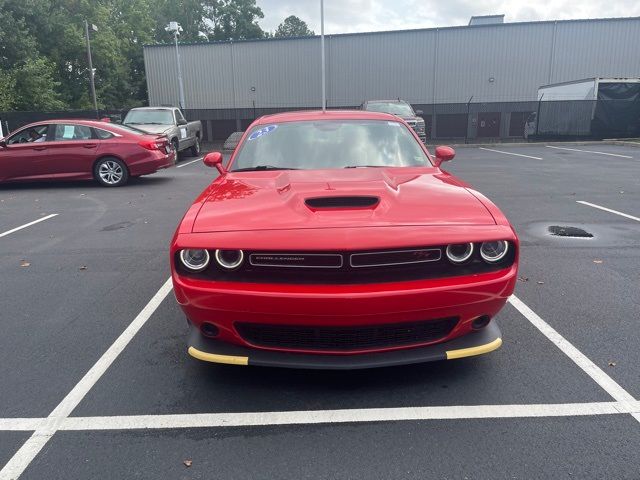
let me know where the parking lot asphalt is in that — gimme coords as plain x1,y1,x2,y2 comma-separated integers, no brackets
1,144,639,479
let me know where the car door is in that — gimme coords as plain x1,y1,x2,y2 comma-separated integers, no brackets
175,109,194,146
0,124,53,182
44,124,99,178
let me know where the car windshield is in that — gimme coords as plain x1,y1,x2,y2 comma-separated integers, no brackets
365,102,415,116
124,109,173,125
231,120,430,171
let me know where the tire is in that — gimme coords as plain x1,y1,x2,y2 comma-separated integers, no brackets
94,157,129,187
190,136,201,156
172,139,180,158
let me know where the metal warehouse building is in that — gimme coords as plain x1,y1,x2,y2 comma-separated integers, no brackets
143,16,640,141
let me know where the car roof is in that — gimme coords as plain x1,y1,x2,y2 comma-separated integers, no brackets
255,109,400,125
365,99,410,104
128,106,175,110
20,119,113,129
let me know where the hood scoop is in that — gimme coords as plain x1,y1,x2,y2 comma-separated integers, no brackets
305,196,380,210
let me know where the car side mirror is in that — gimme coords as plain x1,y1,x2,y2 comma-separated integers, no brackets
204,151,226,175
177,118,188,126
415,109,424,116
434,146,455,167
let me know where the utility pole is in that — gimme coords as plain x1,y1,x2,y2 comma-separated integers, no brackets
166,22,186,110
84,20,98,118
320,0,326,112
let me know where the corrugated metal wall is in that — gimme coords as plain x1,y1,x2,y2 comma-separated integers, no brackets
144,17,640,109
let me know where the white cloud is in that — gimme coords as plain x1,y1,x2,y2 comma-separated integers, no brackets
257,0,640,34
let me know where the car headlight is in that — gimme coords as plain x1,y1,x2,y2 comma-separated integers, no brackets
480,241,509,263
215,249,244,270
179,249,210,272
446,243,474,264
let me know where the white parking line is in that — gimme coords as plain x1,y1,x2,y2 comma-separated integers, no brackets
576,201,640,222
478,148,542,160
508,295,639,424
0,278,173,480
546,145,633,158
0,214,58,238
58,401,640,430
176,157,203,168
0,401,638,433
0,419,42,432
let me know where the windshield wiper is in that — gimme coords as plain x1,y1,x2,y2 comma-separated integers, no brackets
232,165,299,172
344,165,386,168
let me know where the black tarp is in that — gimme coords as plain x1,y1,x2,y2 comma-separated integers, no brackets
591,82,640,138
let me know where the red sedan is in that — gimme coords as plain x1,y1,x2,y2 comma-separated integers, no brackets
0,119,175,186
171,110,518,369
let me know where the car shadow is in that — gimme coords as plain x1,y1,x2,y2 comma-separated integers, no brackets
0,176,173,191
194,353,479,394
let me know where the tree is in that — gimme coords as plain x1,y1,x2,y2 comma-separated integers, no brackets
209,0,265,40
274,15,314,38
0,69,16,111
154,0,215,43
12,57,66,111
0,0,270,111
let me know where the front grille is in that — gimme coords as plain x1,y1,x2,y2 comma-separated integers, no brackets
249,253,343,268
350,248,441,267
176,243,516,284
235,317,458,352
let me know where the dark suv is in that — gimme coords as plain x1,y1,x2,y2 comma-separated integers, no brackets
361,100,426,142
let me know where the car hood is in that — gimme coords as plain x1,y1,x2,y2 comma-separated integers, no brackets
124,124,172,135
192,168,495,233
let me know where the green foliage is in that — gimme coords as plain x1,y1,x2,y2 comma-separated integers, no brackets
274,15,315,38
12,57,66,111
0,69,17,111
0,0,267,111
209,0,264,40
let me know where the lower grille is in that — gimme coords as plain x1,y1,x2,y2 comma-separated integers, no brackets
235,317,458,352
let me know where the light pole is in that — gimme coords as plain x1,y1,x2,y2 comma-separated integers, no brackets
320,0,326,112
84,20,98,118
165,22,186,110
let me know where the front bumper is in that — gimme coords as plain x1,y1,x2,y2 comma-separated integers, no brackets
173,262,516,354
187,321,502,369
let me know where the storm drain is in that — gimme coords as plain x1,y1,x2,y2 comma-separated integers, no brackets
548,225,593,238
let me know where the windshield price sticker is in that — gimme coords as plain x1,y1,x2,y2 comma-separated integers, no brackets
248,125,277,141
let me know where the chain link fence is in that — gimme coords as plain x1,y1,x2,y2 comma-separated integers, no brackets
2,100,639,144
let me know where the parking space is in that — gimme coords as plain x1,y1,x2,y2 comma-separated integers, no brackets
1,143,639,479
18,417,640,480
448,144,640,398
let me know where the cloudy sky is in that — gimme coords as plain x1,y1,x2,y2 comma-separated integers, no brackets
257,0,640,34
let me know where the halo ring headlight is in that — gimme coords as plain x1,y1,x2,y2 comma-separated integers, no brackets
446,243,474,264
215,249,244,270
480,241,509,263
179,249,210,272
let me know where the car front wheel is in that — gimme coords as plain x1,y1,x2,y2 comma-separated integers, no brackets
94,157,129,187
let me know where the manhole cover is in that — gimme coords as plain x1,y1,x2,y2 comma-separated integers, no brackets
548,225,593,238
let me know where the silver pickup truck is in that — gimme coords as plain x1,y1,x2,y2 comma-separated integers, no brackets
123,107,202,156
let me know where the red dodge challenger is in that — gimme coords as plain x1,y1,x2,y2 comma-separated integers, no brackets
170,110,518,369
